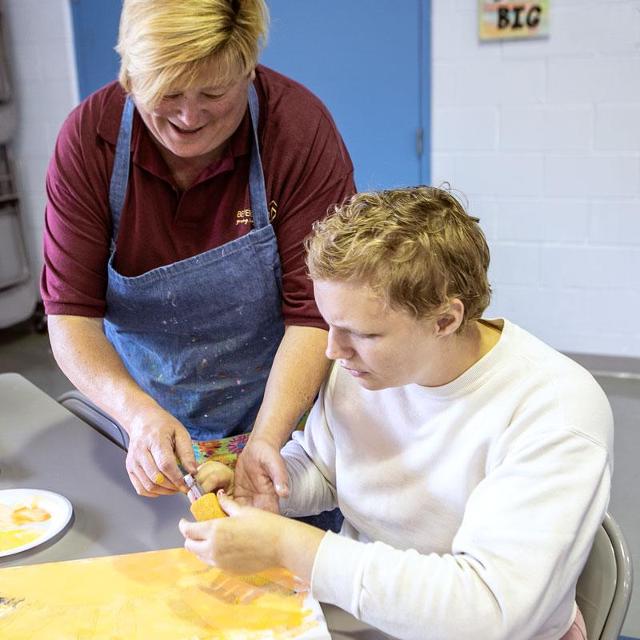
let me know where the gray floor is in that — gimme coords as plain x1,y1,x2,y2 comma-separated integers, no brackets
1,321,639,638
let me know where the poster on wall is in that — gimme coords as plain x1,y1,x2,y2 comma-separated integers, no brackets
479,1,550,41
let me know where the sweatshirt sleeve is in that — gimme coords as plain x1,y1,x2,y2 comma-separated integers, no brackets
310,424,611,640
279,380,339,517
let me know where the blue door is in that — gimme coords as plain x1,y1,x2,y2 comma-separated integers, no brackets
70,0,121,99
70,1,430,189
261,1,430,189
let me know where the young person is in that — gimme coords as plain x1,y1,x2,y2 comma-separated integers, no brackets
180,186,612,640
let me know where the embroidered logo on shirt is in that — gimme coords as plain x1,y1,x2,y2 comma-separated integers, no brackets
234,201,277,225
236,209,252,225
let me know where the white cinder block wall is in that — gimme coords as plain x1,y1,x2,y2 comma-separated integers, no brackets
3,0,78,289
3,0,640,358
432,0,640,358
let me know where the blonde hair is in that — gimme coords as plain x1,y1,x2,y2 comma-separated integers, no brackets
306,186,492,330
117,0,268,108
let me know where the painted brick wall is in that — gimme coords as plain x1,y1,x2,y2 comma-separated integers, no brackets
432,0,640,357
3,1,640,357
2,0,78,288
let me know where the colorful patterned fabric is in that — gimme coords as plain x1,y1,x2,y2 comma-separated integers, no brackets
193,433,249,468
192,410,310,468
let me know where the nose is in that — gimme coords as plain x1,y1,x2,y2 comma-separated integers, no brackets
175,97,204,128
326,328,354,361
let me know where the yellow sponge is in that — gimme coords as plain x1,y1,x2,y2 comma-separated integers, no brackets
190,492,227,521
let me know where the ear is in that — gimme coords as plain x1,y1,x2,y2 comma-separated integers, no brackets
434,299,464,337
248,68,256,82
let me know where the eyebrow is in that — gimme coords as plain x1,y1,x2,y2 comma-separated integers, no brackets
330,322,375,335
200,83,232,92
165,81,233,96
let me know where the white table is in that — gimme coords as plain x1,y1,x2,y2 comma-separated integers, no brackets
0,372,387,638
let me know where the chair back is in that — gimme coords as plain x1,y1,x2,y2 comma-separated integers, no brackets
576,512,633,640
58,390,130,450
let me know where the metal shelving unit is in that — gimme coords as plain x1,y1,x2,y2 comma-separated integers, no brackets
0,5,36,328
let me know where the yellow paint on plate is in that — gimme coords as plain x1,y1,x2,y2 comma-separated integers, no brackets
0,547,316,639
0,528,42,552
11,505,51,525
0,501,51,552
0,501,51,528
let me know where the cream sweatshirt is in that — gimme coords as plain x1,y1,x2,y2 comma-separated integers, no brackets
281,319,613,640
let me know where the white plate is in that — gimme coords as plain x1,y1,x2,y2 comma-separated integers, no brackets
0,489,73,558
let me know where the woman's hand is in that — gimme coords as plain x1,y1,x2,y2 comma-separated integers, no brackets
125,406,197,497
233,436,290,512
179,492,323,580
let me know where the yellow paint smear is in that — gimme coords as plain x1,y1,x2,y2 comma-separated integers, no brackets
0,502,51,528
0,528,41,552
0,501,51,552
0,547,316,639
11,505,51,526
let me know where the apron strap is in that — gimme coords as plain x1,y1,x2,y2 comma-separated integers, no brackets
109,95,135,246
247,83,270,229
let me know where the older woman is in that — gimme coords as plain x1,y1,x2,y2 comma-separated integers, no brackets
42,0,354,506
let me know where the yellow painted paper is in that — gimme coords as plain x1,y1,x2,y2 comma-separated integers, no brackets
0,547,318,639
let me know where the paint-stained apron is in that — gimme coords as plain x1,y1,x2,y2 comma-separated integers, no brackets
103,85,285,440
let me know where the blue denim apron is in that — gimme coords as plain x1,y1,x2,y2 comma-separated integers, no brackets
103,85,285,440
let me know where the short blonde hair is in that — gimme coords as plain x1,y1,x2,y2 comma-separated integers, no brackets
117,0,269,108
306,186,492,329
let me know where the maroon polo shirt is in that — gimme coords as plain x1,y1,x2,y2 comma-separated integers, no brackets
41,65,355,328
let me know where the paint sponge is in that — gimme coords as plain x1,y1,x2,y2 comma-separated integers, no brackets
190,492,227,521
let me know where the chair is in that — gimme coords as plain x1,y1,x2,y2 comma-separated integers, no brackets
576,512,633,640
57,389,130,450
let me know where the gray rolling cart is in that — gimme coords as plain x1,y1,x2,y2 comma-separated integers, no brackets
0,7,36,329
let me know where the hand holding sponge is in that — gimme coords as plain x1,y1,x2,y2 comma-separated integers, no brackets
190,492,227,521
189,461,234,521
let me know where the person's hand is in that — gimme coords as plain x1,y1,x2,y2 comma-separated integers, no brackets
195,461,235,495
233,436,289,512
125,405,197,497
179,491,284,574
179,491,324,580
